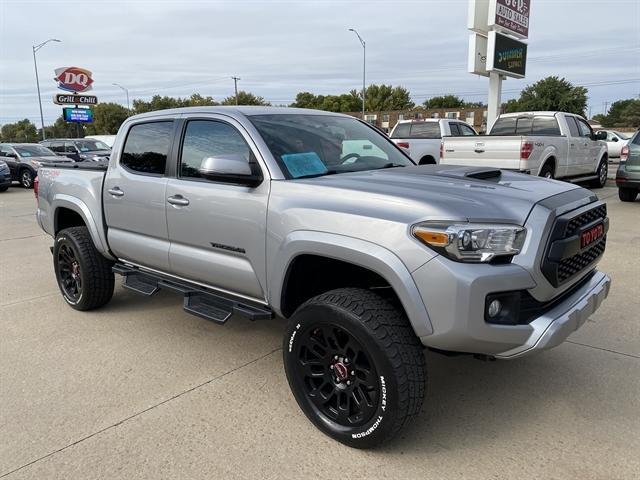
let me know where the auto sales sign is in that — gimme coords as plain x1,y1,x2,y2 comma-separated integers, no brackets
489,0,531,39
54,66,94,93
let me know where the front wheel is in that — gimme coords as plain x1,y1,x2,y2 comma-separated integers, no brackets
283,288,426,448
20,169,34,188
590,158,608,189
54,226,115,310
619,188,638,202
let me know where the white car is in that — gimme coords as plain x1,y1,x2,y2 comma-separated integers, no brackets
598,130,630,158
389,118,478,164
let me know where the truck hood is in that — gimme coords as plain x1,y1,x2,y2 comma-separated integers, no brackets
294,165,592,225
31,155,73,163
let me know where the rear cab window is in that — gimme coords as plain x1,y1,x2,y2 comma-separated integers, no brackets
121,121,174,175
532,117,561,136
490,117,517,135
391,122,440,139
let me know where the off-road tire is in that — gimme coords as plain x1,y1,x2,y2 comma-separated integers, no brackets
539,162,554,179
590,158,608,188
20,169,34,188
283,288,426,448
54,226,114,310
618,188,638,202
0,186,8,192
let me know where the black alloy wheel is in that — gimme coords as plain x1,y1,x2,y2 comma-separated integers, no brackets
57,243,83,303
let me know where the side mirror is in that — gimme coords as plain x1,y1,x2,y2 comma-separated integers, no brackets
594,131,607,141
612,137,619,142
199,155,263,187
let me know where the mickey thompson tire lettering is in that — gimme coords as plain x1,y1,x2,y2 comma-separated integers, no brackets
283,288,426,448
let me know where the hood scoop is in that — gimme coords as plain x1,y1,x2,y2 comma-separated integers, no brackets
432,166,502,182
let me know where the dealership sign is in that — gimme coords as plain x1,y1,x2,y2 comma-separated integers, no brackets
62,107,94,123
487,31,527,78
54,94,98,105
54,66,94,93
489,0,530,39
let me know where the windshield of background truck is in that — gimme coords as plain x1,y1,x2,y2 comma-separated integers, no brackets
74,140,109,152
250,114,414,178
14,145,57,157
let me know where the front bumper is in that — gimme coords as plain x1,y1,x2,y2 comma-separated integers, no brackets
0,173,11,187
412,255,610,358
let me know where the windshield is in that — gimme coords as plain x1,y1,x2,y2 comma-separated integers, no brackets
14,145,57,157
613,131,629,140
249,114,414,178
74,140,109,152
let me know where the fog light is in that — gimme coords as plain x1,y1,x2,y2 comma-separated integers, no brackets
487,299,502,318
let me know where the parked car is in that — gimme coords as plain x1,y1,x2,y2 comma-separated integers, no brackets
36,107,610,448
389,118,478,164
0,143,73,188
0,160,11,191
84,135,116,148
40,138,111,162
440,111,609,188
598,130,630,158
616,130,640,202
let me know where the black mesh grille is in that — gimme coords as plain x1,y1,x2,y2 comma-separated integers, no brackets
542,203,607,287
557,237,607,283
565,204,607,236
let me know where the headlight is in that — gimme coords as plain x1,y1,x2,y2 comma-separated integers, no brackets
412,222,526,263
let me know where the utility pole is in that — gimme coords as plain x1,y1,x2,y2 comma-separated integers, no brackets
112,83,130,112
348,28,366,118
603,101,609,116
32,38,61,140
231,76,240,105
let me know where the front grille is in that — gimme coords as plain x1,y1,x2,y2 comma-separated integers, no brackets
542,203,607,287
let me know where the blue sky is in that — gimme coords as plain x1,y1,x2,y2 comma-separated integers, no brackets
1,0,638,127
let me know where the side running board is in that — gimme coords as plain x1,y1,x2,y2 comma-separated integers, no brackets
113,264,273,324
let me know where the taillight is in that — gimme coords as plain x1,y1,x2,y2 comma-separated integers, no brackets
520,141,534,160
396,142,410,149
34,176,39,199
620,145,629,162
440,142,444,160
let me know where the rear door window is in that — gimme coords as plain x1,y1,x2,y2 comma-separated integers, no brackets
449,123,461,136
121,122,174,175
410,122,441,139
50,142,64,153
64,143,77,153
565,117,581,137
532,117,561,136
490,117,517,135
390,123,411,138
457,124,477,136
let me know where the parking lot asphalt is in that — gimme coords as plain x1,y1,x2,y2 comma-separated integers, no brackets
1,184,638,480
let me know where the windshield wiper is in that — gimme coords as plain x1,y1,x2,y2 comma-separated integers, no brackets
377,163,406,169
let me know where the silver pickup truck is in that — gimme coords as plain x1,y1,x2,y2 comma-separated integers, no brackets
36,107,611,448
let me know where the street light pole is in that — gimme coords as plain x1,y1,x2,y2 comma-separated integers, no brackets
349,28,366,118
32,38,61,140
112,83,130,112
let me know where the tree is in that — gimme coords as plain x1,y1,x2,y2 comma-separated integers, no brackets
85,103,130,135
132,93,218,114
365,85,414,111
423,95,465,109
44,116,84,138
503,76,588,116
599,99,640,128
0,119,39,142
221,91,270,106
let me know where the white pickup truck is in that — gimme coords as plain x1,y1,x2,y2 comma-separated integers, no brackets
389,118,478,164
440,112,609,188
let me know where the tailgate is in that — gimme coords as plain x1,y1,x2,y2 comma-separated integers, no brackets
441,136,525,170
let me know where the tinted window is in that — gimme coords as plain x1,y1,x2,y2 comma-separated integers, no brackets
390,123,411,138
632,132,640,146
490,117,517,135
121,122,173,175
515,117,533,134
458,124,477,136
50,142,65,152
576,119,592,138
14,145,56,157
449,123,461,136
0,145,13,156
410,122,440,139
64,143,77,153
74,140,109,152
180,120,252,179
566,117,580,137
532,117,561,136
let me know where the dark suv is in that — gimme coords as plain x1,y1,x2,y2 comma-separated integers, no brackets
616,130,640,202
40,138,111,162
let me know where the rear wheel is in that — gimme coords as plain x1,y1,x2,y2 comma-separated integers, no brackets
539,163,554,179
283,288,426,448
419,156,436,165
20,169,34,189
590,158,608,189
618,188,638,202
54,226,114,310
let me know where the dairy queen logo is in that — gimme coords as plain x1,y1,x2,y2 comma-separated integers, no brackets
54,66,94,93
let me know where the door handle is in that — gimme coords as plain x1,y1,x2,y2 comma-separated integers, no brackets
474,149,485,154
167,195,190,206
108,187,124,197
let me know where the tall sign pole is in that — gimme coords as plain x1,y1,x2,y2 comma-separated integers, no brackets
468,0,531,129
